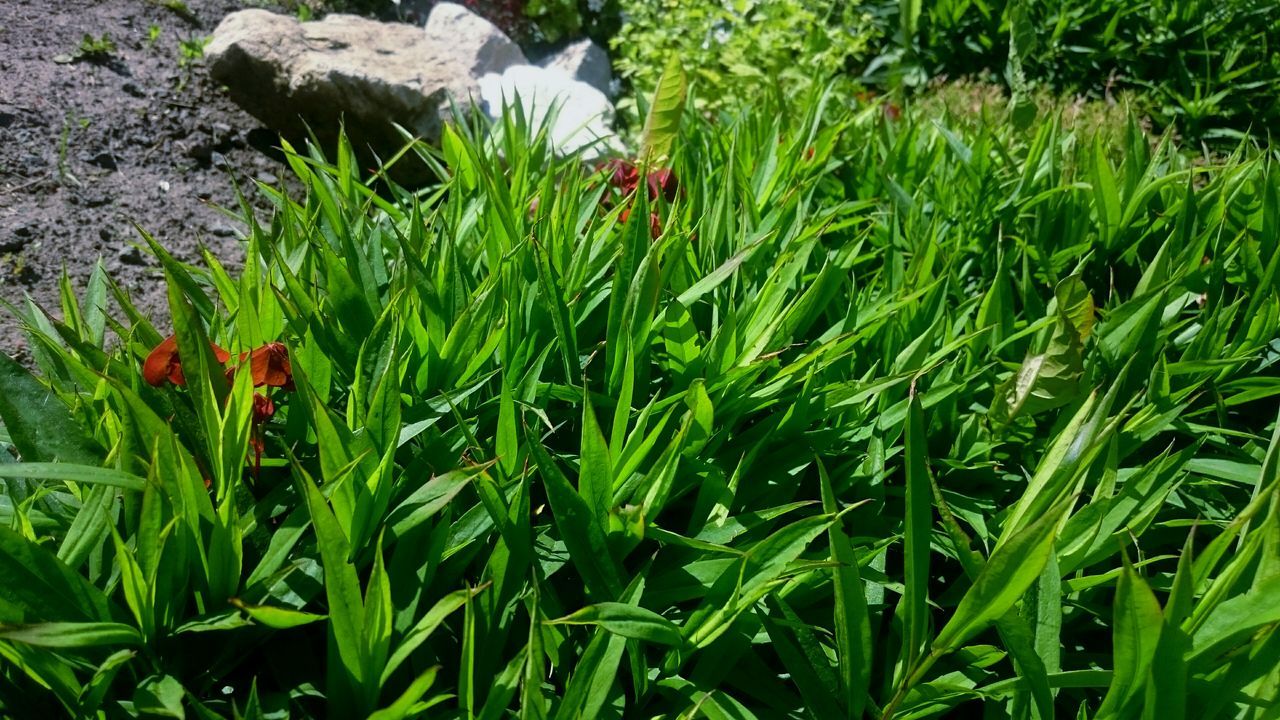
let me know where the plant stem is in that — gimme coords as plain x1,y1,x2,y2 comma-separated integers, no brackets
881,650,940,720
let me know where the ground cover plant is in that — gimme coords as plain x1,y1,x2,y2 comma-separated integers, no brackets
2,79,1280,719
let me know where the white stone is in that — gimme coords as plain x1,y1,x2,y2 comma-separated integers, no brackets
423,2,527,76
541,39,613,97
478,65,623,159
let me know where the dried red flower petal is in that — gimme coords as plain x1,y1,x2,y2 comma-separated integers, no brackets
249,342,293,389
143,334,231,387
252,393,275,424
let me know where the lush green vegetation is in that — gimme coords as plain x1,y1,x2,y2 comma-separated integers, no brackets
610,0,878,120
607,0,1280,146
869,0,1280,143
3,76,1280,716
6,0,1280,714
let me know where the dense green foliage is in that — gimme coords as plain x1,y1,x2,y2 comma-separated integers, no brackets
2,88,1280,717
867,0,1280,142
611,0,878,119
608,0,1280,143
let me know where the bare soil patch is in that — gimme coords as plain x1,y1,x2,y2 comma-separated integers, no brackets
0,0,288,359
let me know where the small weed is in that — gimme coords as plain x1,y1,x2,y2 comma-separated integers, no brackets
75,33,117,62
56,113,83,189
0,253,26,284
146,24,162,47
148,0,201,27
177,35,209,67
174,35,211,91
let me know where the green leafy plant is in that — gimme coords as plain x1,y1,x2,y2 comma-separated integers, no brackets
177,34,209,67
1,82,1279,718
868,0,1280,143
147,0,201,26
54,113,86,189
612,0,879,120
74,33,117,63
173,34,211,91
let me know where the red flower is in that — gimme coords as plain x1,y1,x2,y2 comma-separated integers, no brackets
646,169,678,203
248,342,293,389
620,207,663,239
598,160,678,206
143,334,231,387
599,158,640,193
252,393,275,424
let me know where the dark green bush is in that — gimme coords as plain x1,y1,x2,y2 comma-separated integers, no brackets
868,0,1280,143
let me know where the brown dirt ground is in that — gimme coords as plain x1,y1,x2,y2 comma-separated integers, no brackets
0,0,292,361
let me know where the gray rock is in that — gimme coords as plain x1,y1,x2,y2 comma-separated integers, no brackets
541,39,612,96
205,6,525,169
423,3,526,76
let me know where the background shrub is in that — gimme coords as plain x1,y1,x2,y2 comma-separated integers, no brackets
866,0,1280,143
611,0,879,119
